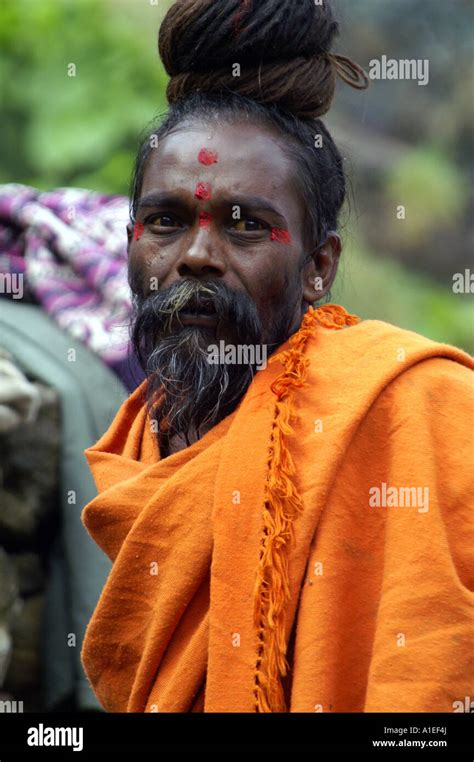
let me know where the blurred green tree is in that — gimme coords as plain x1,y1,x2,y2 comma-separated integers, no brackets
0,0,170,193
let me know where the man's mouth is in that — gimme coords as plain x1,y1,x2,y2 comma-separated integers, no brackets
177,311,219,328
175,298,219,328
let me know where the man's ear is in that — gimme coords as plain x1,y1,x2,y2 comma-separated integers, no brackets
126,222,134,253
302,232,341,303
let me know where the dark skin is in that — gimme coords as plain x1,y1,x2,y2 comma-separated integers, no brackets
127,121,341,453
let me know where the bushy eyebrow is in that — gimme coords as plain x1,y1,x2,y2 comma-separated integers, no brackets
228,194,286,221
137,190,287,224
138,191,186,209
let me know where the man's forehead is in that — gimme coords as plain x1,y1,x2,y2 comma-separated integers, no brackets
142,123,295,192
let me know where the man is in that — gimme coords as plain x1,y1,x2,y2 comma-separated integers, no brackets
80,118,473,714
80,0,473,713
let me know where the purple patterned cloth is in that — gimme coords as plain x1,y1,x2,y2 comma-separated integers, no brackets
0,184,144,389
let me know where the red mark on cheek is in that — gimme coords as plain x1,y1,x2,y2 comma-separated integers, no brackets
270,227,292,244
198,148,218,165
195,182,212,201
133,221,145,241
199,211,213,229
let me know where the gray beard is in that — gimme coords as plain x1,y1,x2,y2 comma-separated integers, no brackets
144,325,257,449
129,275,299,451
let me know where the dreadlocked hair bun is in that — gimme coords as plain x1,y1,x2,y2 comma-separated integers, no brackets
158,0,368,120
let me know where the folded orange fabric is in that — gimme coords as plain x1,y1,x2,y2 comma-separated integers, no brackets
81,305,474,712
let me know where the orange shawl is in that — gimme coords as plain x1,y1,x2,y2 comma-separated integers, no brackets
81,305,474,712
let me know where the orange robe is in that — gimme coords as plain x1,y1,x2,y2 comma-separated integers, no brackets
81,305,473,712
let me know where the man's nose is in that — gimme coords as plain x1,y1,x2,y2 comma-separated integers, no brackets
177,227,226,278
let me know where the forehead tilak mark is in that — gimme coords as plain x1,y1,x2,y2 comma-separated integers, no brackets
195,182,213,201
198,148,219,165
199,211,213,229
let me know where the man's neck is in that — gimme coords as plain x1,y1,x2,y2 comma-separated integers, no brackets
162,431,192,457
160,423,210,459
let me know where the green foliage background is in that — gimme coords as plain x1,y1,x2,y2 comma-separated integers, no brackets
0,0,472,351
0,0,168,192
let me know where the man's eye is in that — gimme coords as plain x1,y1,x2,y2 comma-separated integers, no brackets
146,214,180,228
231,219,267,233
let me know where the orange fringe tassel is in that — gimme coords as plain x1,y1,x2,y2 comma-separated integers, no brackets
253,304,360,712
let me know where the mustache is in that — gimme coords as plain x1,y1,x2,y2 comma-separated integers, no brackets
150,280,220,333
130,278,263,371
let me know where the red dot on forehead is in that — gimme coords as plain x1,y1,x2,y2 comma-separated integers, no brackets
198,148,218,165
195,182,212,201
199,211,213,229
270,228,292,244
